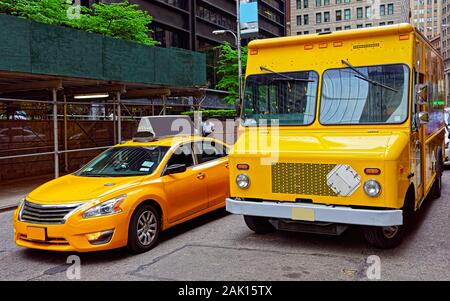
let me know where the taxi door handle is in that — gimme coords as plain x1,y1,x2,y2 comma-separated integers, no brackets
197,172,206,180
225,163,229,169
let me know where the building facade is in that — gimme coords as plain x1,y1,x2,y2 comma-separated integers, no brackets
410,0,442,41
442,0,450,103
291,0,410,35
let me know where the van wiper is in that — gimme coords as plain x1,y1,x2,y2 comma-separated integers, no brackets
260,66,315,82
341,60,398,92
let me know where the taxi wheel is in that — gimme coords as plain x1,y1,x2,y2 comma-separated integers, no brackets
244,215,275,234
127,204,161,254
363,225,405,249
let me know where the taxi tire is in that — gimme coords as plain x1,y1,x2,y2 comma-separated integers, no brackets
244,215,275,234
127,204,161,254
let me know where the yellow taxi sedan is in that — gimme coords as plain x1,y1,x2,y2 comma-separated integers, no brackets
13,135,230,253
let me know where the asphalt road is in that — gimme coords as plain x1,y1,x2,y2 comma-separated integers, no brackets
0,172,449,281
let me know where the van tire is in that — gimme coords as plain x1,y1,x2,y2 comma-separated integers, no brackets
244,215,275,234
363,225,405,249
432,149,443,199
127,204,161,254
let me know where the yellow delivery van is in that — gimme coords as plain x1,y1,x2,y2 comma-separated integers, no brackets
226,24,446,249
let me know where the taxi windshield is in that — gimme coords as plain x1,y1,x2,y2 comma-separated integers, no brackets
76,146,169,178
242,71,319,126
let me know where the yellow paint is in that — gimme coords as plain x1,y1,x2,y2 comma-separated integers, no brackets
231,24,445,213
14,136,230,252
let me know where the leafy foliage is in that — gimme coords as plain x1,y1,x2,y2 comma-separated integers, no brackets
182,109,237,119
0,0,71,25
0,0,157,45
74,1,158,45
215,42,247,105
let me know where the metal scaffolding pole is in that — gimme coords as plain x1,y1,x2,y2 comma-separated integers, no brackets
162,96,167,115
63,94,69,172
116,91,122,143
112,96,117,144
52,88,59,178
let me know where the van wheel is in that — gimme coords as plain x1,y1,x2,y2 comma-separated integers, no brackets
127,204,161,254
432,151,443,199
244,215,275,234
363,225,405,249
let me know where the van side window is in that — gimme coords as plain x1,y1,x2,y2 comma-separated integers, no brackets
194,141,228,164
167,144,195,167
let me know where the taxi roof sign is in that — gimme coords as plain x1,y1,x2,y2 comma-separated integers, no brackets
134,116,196,142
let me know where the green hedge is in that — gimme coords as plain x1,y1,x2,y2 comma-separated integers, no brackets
182,109,237,119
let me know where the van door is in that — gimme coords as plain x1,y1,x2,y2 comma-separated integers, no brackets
412,71,426,207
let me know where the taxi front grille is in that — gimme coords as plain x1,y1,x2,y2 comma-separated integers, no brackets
272,163,338,196
20,201,81,225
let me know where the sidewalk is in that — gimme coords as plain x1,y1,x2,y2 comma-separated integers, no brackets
0,175,53,211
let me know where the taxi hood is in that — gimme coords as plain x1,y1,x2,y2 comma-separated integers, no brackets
27,174,144,204
233,130,410,161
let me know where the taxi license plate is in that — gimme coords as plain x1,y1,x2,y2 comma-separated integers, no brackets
291,208,315,222
27,227,47,241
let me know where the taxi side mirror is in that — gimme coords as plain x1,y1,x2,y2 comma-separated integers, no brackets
417,112,430,125
416,84,428,105
164,164,187,176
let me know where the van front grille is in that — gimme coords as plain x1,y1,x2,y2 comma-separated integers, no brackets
20,201,81,225
272,163,338,196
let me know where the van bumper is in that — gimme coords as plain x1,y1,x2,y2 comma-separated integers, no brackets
226,199,403,227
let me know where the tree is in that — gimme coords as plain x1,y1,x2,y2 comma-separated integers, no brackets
215,42,248,105
0,0,71,25
75,1,158,46
0,0,158,45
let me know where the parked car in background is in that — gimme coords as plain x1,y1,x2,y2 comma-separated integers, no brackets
0,127,46,143
14,117,230,253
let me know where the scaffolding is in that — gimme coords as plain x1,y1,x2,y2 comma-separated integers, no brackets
0,74,206,180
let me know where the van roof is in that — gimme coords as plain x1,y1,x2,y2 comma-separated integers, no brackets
249,23,415,50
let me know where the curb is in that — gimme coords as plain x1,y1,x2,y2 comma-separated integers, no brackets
0,205,17,213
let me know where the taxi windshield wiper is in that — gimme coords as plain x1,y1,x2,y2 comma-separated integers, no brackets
341,60,398,93
260,66,315,82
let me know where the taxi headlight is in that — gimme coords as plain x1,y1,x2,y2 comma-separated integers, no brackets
364,180,381,197
83,195,126,219
236,174,250,190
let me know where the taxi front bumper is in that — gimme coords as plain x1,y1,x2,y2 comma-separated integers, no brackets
13,209,130,252
226,198,403,227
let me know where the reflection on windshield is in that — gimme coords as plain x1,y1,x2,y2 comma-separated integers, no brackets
76,147,169,178
243,71,318,126
320,64,410,125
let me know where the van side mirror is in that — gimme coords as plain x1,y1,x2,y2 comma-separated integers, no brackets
417,112,430,125
416,84,428,105
164,164,187,176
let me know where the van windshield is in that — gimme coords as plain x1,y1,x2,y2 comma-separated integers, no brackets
76,146,169,178
320,64,410,125
242,71,319,126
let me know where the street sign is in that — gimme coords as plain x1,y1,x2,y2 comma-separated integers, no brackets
240,0,259,36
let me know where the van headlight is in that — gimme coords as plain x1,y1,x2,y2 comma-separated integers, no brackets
364,180,381,197
236,174,250,190
83,195,126,219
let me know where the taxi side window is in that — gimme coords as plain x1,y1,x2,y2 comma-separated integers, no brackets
194,141,228,164
167,144,195,168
